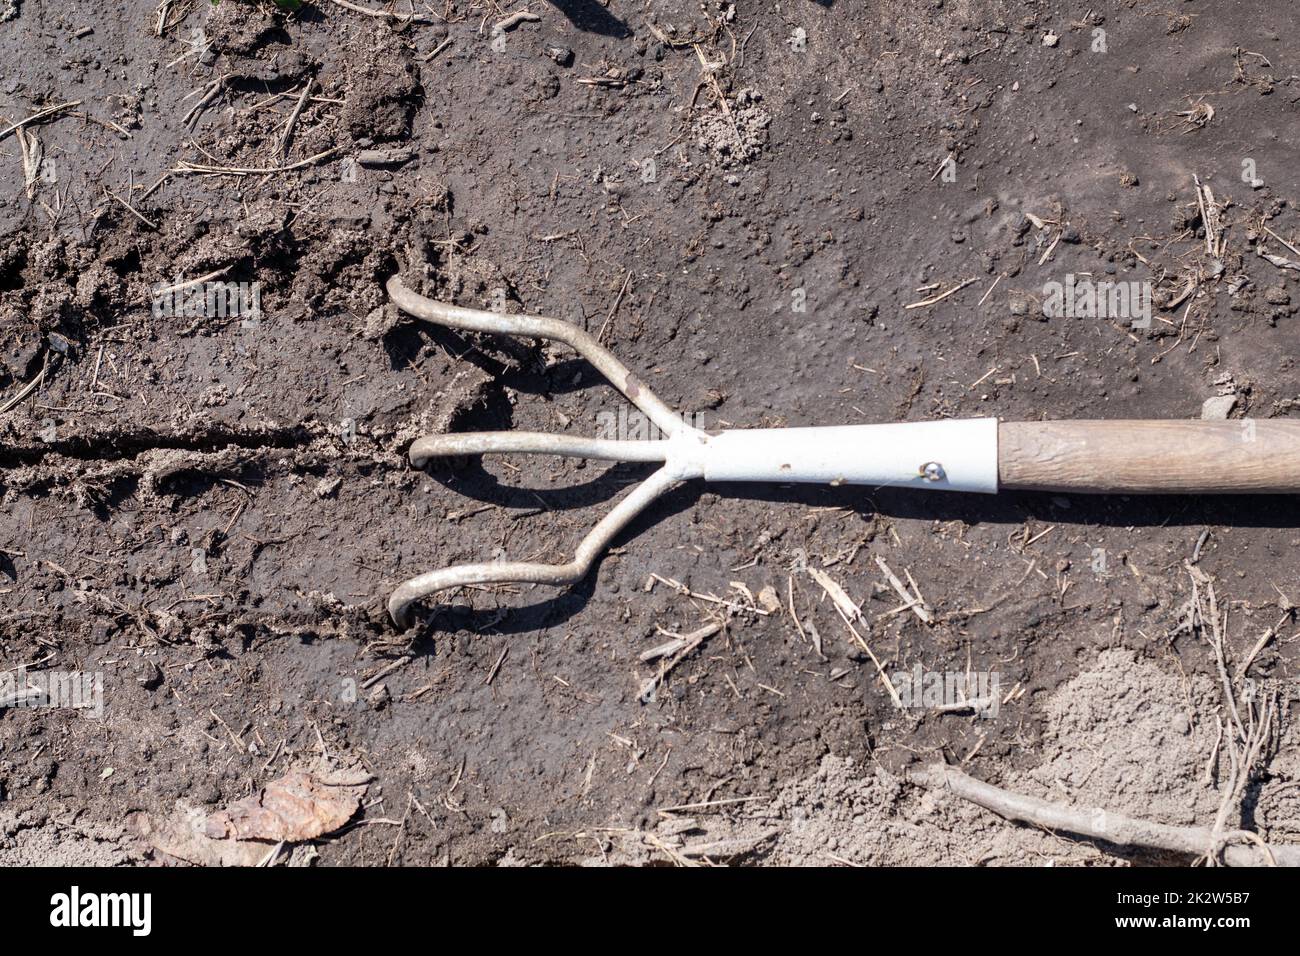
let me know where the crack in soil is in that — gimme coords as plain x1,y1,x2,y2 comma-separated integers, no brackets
0,421,318,468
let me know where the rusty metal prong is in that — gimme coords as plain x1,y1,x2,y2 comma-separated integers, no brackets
386,275,685,437
388,464,682,629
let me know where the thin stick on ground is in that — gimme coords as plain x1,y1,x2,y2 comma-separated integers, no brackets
915,763,1296,867
0,100,82,143
328,0,439,23
928,152,954,183
0,353,56,415
182,78,224,130
648,573,771,616
637,621,723,702
838,611,903,709
1194,175,1224,259
904,277,977,310
596,270,632,343
152,265,232,298
276,78,315,159
104,188,158,230
803,566,902,707
361,655,411,690
1236,619,1283,681
1189,564,1280,865
173,146,344,177
1263,225,1300,259
423,37,454,62
16,126,42,201
786,574,816,654
657,795,765,815
875,555,932,624
977,274,1002,306
692,42,744,150
1036,230,1062,266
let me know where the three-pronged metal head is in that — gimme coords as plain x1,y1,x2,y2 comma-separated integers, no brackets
386,275,708,628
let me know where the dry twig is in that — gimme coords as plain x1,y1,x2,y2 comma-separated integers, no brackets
915,763,1295,866
0,100,81,143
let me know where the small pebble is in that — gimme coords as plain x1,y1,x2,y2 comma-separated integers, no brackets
544,44,574,67
315,477,343,499
1200,395,1237,420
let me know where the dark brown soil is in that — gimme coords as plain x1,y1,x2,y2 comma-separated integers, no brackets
1,0,1297,866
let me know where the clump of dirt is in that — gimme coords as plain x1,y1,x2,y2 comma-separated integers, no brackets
692,88,770,165
730,753,1103,866
388,365,495,447
1257,724,1300,843
0,810,140,866
206,0,283,58
687,649,1267,866
288,218,394,318
342,26,421,143
1021,648,1222,827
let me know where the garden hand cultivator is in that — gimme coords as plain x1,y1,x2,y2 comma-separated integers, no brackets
386,275,1300,628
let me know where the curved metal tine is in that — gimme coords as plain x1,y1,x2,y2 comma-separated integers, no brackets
388,464,682,628
387,275,685,438
409,432,672,468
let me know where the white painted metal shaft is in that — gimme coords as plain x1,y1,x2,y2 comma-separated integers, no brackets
697,418,1000,493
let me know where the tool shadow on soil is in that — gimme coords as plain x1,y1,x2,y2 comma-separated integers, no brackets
397,476,1300,638
715,483,1300,531
546,0,632,38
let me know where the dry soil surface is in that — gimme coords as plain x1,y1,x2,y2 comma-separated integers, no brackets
1,0,1298,865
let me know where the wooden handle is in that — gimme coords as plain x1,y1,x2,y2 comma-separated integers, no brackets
998,420,1300,494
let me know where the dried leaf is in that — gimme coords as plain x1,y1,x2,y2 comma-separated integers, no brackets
129,803,271,868
204,763,372,842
